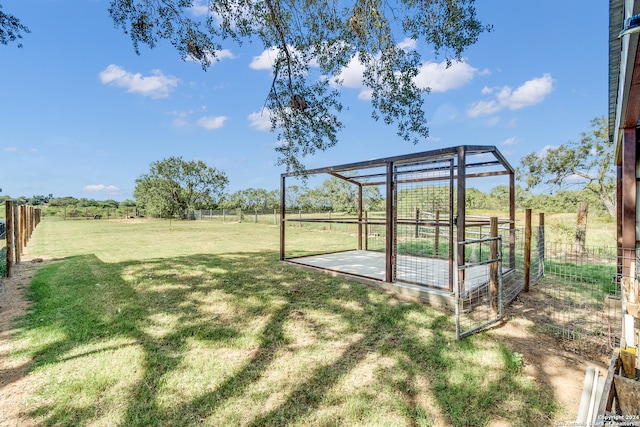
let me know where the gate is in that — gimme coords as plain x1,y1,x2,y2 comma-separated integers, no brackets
392,157,455,290
455,235,504,339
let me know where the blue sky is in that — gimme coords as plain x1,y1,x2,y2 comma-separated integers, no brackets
0,1,607,201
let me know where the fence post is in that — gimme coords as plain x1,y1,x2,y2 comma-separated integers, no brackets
5,201,14,277
524,208,532,292
15,204,22,264
574,202,588,254
538,212,545,279
490,217,499,313
434,210,440,257
414,207,420,238
274,209,277,225
20,205,26,253
364,211,369,250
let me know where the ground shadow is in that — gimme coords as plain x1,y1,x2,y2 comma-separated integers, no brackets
12,251,556,426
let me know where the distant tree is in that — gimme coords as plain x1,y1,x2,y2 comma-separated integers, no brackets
265,190,280,210
517,117,615,217
221,188,281,211
301,187,332,211
119,199,137,208
99,199,120,209
486,185,509,210
49,197,78,207
312,176,383,214
282,185,308,210
77,198,99,208
466,188,488,210
0,4,30,48
108,0,490,171
27,195,51,206
134,156,228,219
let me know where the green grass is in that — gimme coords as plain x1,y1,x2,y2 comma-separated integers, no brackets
8,219,558,426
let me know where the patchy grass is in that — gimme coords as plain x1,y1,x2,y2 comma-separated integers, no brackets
10,219,557,426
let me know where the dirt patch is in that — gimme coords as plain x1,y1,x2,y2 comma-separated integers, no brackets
0,257,50,427
492,288,611,423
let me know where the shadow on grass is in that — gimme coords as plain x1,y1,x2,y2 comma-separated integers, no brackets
14,251,556,426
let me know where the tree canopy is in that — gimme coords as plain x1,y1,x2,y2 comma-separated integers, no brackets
284,176,383,213
134,156,228,219
108,0,490,171
517,116,616,217
220,188,280,210
0,4,30,48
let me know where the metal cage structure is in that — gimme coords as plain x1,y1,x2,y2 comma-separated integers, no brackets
280,145,517,316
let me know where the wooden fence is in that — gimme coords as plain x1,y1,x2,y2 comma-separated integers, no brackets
4,201,41,277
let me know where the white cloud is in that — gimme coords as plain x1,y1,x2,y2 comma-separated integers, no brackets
185,48,235,64
4,146,37,153
397,38,417,51
331,55,372,99
467,74,554,117
250,43,476,100
485,116,500,127
170,110,191,127
189,0,209,16
413,60,477,92
84,184,120,194
501,136,519,146
99,64,179,99
538,144,555,157
248,110,272,131
250,47,280,71
504,74,554,109
214,49,235,60
197,116,228,130
333,56,477,100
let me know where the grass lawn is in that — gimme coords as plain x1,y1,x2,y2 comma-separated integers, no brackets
6,218,557,426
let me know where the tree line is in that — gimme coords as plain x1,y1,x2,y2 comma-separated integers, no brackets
1,183,614,220
1,116,615,219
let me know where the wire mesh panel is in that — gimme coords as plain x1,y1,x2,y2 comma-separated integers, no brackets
456,236,503,339
363,210,386,253
393,158,454,289
532,243,621,350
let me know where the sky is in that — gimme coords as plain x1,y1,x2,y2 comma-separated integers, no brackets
0,1,608,202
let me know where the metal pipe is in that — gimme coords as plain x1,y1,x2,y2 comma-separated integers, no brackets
576,367,596,423
586,367,599,424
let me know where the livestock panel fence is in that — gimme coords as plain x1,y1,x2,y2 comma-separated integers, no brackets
523,240,623,354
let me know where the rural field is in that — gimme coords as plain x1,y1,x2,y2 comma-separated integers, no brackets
0,216,614,426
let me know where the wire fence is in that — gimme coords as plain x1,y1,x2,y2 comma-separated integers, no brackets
40,206,145,220
526,242,623,353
